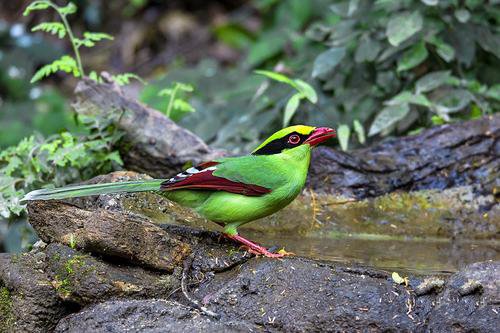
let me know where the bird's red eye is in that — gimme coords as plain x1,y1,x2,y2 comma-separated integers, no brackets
288,134,300,145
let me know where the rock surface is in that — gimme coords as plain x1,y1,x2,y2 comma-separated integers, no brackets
0,185,497,332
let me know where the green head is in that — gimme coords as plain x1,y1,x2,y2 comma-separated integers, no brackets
252,125,336,155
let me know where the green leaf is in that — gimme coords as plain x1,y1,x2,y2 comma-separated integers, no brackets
83,32,114,42
173,99,196,113
337,124,350,151
254,70,296,87
31,22,66,38
420,0,438,5
386,11,423,47
485,84,500,101
368,104,410,136
330,0,360,17
474,26,500,59
214,23,253,49
23,1,50,16
58,2,77,15
111,73,145,86
312,47,346,78
158,88,173,96
397,41,428,72
415,71,452,94
431,115,446,125
105,151,123,165
88,71,102,83
176,83,194,92
283,93,301,127
433,89,473,114
355,35,381,63
435,43,455,63
454,9,471,23
386,91,432,108
353,119,366,144
293,79,318,104
247,30,286,67
76,32,114,48
30,55,80,83
391,272,407,285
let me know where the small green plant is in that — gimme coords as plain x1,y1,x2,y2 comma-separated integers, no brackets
68,234,77,249
336,120,366,151
158,82,196,119
0,118,123,218
254,70,317,126
24,0,142,85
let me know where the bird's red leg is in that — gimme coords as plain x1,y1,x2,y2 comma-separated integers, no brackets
224,233,293,258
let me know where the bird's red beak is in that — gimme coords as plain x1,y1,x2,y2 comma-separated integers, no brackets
304,127,336,146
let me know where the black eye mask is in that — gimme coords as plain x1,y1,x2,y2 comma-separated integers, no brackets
252,132,310,155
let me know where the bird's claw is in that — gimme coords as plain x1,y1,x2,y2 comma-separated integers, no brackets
241,245,293,258
225,233,294,258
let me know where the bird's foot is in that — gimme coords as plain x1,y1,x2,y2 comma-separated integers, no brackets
224,233,293,258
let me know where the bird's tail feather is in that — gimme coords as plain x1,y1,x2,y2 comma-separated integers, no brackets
22,179,165,202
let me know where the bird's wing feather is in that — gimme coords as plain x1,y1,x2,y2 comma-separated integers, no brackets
212,155,288,189
160,160,271,196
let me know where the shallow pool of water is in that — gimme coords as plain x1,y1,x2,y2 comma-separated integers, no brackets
241,230,500,274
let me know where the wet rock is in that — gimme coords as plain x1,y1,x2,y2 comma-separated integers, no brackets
309,114,499,199
194,258,500,332
43,243,180,305
54,299,256,333
0,253,67,332
27,199,191,272
5,188,500,332
426,260,500,332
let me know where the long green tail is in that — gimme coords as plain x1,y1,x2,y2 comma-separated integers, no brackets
21,179,165,202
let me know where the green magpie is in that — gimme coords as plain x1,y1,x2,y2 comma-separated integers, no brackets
23,125,336,257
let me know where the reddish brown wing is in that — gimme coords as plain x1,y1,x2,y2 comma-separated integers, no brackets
160,162,270,197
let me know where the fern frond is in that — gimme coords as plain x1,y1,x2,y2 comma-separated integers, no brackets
83,32,113,42
75,32,113,48
31,55,80,83
23,1,50,16
176,83,194,92
31,22,66,38
58,2,77,15
111,73,145,86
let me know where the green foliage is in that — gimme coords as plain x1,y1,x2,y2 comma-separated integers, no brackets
74,32,114,48
31,22,66,38
88,72,145,87
158,82,196,119
30,55,79,83
0,117,123,219
0,21,75,148
255,70,317,126
336,124,350,151
24,0,133,84
110,73,145,86
302,0,499,147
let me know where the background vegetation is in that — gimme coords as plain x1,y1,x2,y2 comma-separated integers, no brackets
1,0,498,251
